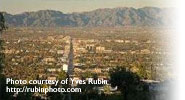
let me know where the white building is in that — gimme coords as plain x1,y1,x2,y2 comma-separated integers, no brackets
63,64,68,72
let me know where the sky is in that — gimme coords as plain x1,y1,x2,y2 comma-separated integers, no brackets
0,0,177,14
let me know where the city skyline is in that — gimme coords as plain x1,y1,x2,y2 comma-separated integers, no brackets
0,0,176,14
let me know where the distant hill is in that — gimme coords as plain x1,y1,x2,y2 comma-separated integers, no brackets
3,7,174,27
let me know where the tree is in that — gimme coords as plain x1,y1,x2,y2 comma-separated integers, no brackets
16,84,35,100
58,70,67,81
47,70,67,100
109,66,140,100
135,62,150,79
0,12,6,74
0,13,6,32
0,12,12,100
73,72,100,100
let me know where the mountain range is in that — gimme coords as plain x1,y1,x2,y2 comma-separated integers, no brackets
3,7,174,27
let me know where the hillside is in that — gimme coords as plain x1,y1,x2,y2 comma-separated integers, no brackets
3,7,173,27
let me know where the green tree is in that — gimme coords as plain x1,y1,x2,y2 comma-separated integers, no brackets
0,13,6,32
58,70,67,81
0,12,13,100
47,70,67,100
109,66,140,100
136,62,150,79
73,72,100,100
16,84,35,100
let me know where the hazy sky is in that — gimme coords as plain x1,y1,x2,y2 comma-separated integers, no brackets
0,0,176,14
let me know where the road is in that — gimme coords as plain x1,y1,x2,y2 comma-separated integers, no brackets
67,37,74,76
67,37,74,100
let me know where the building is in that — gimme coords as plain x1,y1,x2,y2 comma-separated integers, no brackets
63,64,68,72
86,44,95,53
96,46,105,53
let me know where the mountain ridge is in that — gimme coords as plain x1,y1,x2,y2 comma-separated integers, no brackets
3,7,174,27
